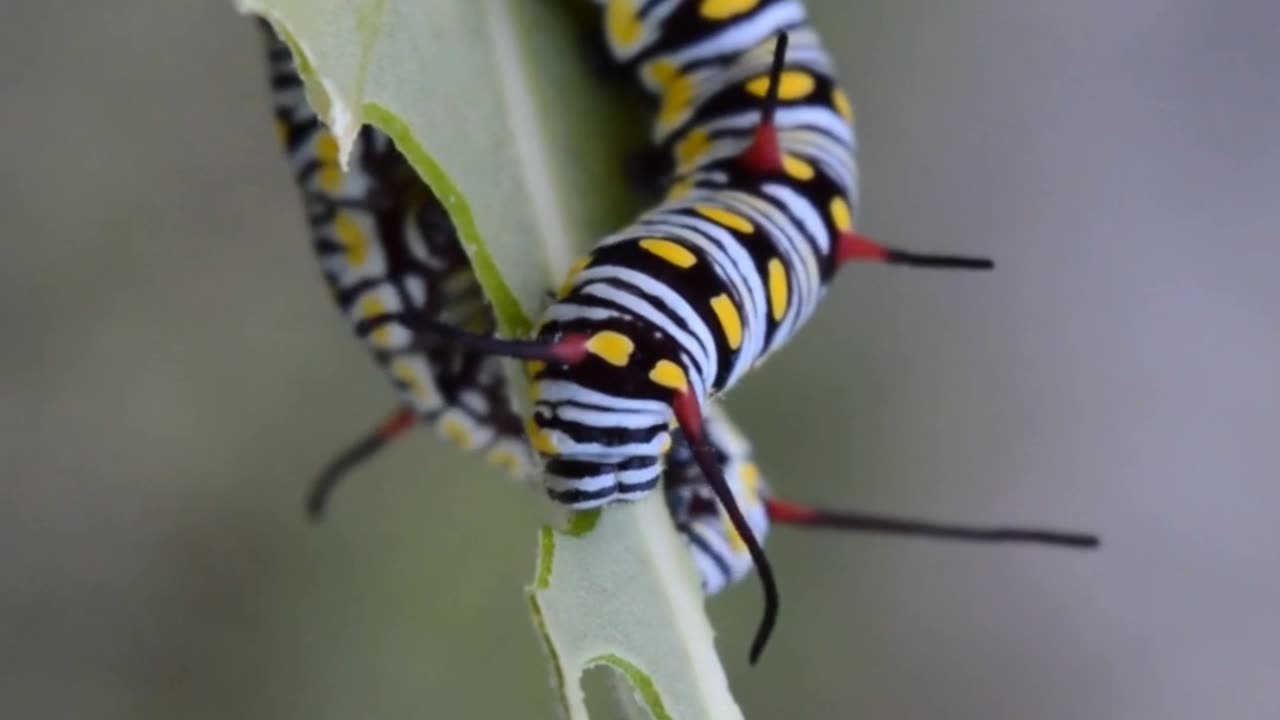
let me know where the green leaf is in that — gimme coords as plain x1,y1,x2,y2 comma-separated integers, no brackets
530,498,742,719
235,1,743,717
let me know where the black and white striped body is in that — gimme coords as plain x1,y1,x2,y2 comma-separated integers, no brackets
262,24,534,477
528,0,857,509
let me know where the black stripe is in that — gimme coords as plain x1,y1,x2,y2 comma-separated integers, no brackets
546,484,617,505
679,523,733,584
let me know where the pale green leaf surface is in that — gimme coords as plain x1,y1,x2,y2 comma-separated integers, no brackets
233,1,742,717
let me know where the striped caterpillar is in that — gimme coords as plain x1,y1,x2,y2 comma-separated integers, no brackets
260,0,1098,665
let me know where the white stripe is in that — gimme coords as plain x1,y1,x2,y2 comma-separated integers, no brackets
691,105,853,150
577,273,715,389
459,389,490,416
602,215,766,350
402,274,428,309
583,265,719,382
545,471,616,496
714,190,820,351
534,380,670,415
555,403,668,432
659,2,807,68
547,430,672,460
545,466,658,496
786,131,858,196
641,214,770,386
762,182,832,255
540,302,626,325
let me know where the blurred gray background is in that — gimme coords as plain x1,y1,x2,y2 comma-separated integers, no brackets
2,0,1277,718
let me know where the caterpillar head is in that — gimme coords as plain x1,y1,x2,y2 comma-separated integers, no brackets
522,321,695,511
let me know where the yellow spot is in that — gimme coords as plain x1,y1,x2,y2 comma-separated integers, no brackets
356,293,397,348
648,60,696,131
767,258,789,322
605,0,644,51
486,447,523,476
639,237,697,269
723,512,748,553
318,166,343,193
369,327,395,349
659,433,673,454
356,292,385,319
558,256,591,298
696,205,754,234
526,419,559,456
674,128,712,172
525,360,546,379
315,133,339,163
313,134,344,192
709,294,743,350
829,195,854,233
389,358,435,404
739,462,762,506
648,359,689,392
333,213,368,267
746,70,816,101
587,331,635,367
439,415,475,451
782,154,815,181
389,360,417,387
274,118,289,146
665,176,696,201
699,0,760,20
648,59,679,86
832,88,856,125
659,74,695,131
527,381,542,402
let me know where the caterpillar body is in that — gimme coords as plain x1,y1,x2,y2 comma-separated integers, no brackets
261,25,536,490
259,0,1099,665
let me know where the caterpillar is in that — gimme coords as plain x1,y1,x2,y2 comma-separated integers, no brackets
261,21,537,498
258,0,1099,666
